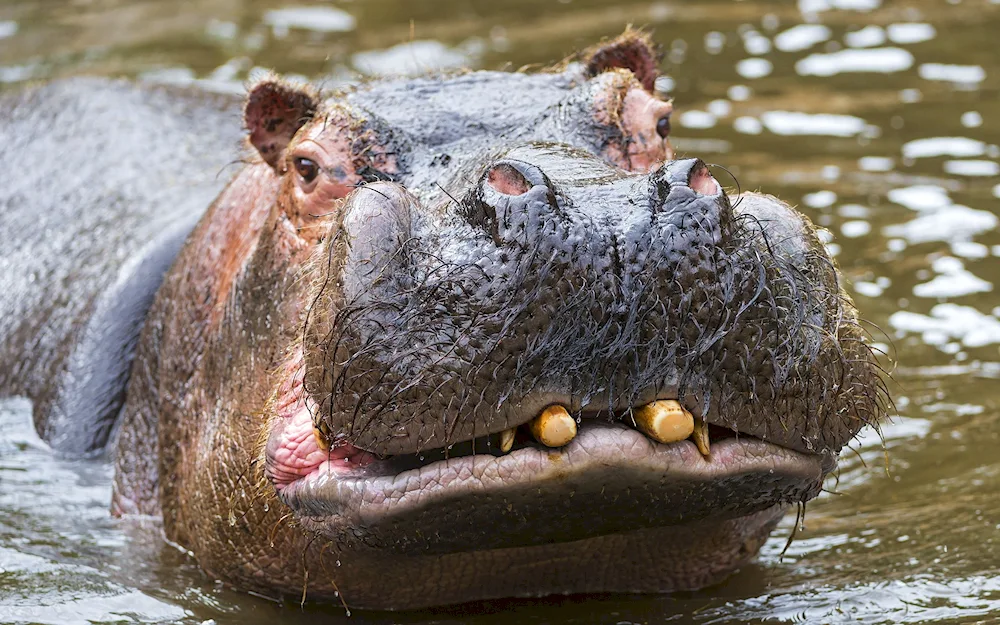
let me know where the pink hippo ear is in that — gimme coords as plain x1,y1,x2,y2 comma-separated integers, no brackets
244,78,319,169
583,30,662,92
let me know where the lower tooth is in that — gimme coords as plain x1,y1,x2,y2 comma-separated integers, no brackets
499,427,517,453
313,427,330,452
633,400,694,444
529,405,577,448
692,417,711,460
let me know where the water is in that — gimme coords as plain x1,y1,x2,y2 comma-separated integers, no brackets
1,0,999,622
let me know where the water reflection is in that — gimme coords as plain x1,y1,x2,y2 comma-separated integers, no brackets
891,304,1000,348
263,6,356,36
845,24,888,47
918,63,986,84
352,39,484,76
773,23,832,52
796,47,914,76
759,110,870,136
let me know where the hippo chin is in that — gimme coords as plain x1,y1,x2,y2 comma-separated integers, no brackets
0,31,887,610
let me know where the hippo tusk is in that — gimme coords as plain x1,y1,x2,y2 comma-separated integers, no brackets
633,400,694,444
499,427,517,453
692,417,711,460
529,405,577,448
314,427,330,452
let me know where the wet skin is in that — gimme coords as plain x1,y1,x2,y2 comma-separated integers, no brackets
0,32,887,609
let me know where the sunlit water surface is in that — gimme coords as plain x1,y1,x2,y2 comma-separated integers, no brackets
2,0,999,623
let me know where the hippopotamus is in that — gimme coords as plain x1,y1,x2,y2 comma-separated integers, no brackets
0,31,886,609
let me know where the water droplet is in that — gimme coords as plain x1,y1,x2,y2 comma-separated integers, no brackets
262,502,269,512
336,559,341,566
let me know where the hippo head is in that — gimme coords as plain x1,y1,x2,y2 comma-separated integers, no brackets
115,32,887,610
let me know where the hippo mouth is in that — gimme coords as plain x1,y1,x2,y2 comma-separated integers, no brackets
263,349,834,556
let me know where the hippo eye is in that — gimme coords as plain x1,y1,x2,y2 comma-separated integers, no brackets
293,157,319,184
656,115,671,139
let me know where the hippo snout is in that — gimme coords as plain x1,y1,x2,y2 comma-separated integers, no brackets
299,143,879,461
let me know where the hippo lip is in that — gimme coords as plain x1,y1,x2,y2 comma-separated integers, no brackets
265,376,834,555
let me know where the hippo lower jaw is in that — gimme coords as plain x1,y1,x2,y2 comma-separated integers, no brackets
263,356,833,559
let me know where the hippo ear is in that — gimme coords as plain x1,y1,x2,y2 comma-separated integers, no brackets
244,78,319,169
583,30,662,92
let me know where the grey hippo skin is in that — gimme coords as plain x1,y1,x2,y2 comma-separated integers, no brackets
0,32,889,609
0,78,243,453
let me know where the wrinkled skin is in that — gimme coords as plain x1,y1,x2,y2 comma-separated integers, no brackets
0,32,887,610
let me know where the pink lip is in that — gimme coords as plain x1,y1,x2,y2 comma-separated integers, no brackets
263,350,376,490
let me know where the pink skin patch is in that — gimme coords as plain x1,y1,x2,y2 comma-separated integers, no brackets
265,350,376,490
487,163,531,195
689,163,719,196
618,87,675,171
593,71,675,173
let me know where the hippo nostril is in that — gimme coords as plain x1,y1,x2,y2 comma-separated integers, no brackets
688,162,719,196
468,158,556,241
649,157,722,210
486,163,532,196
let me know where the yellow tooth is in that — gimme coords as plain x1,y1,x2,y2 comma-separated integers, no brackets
633,400,694,444
529,405,577,448
313,427,330,452
499,427,517,453
692,417,711,460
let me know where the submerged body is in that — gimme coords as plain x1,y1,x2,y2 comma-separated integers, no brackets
0,33,886,609
0,79,241,454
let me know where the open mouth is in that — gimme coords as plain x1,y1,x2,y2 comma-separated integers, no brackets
263,349,834,556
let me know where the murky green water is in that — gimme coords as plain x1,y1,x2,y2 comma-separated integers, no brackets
2,0,1000,623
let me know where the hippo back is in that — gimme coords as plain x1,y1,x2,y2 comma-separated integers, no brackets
0,78,243,453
